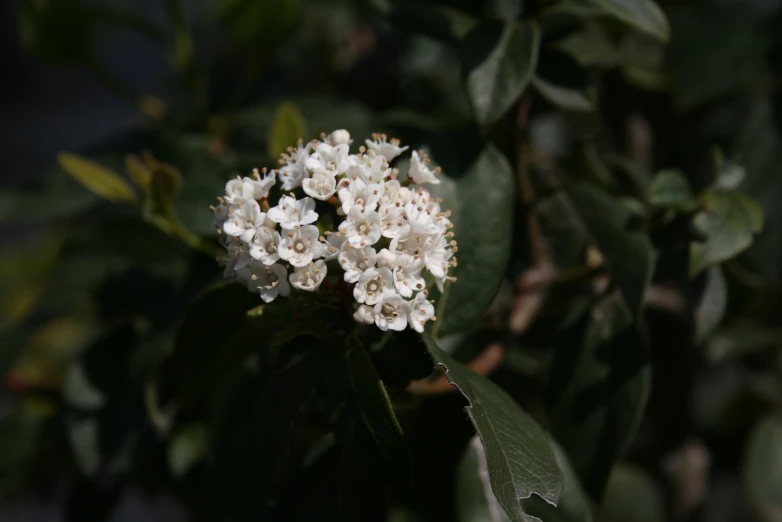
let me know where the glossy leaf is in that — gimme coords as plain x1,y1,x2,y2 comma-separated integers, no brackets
690,189,763,276
694,266,728,343
430,145,515,337
457,435,512,522
532,77,595,112
461,20,541,126
598,463,664,522
649,169,696,212
547,293,650,499
744,414,782,522
557,176,655,317
58,153,137,205
268,102,308,159
345,341,409,481
421,333,563,522
591,0,670,42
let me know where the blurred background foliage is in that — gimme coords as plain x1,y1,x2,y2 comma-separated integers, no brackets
1,0,782,521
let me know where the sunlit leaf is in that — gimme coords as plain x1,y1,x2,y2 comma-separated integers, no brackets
268,102,308,158
58,153,137,205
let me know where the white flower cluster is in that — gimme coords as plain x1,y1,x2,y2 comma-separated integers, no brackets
212,130,457,332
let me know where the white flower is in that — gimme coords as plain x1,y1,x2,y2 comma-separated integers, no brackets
392,253,426,297
278,141,312,191
404,202,441,237
375,248,397,268
249,226,281,265
223,200,265,242
365,133,409,161
321,232,345,261
338,244,376,283
330,129,352,146
222,238,252,276
306,143,350,174
279,225,323,267
240,262,290,303
248,168,276,199
353,267,395,306
373,295,409,331
268,195,318,229
407,291,435,333
289,260,327,291
353,305,375,325
302,170,338,200
379,204,408,239
424,236,455,279
224,176,255,205
347,153,391,184
339,208,382,247
211,200,229,230
337,178,382,214
408,150,441,184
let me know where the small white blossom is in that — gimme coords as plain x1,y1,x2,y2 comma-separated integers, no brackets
392,254,426,297
339,208,382,247
223,200,264,242
268,195,318,229
247,168,276,199
249,226,281,265
408,150,441,184
278,141,312,191
337,178,382,214
321,232,345,261
279,225,323,267
375,248,397,268
289,260,327,291
306,143,350,174
330,129,352,146
347,153,391,184
407,291,435,333
338,244,376,283
354,267,396,306
240,262,290,303
302,169,338,201
373,295,409,331
365,133,409,161
353,305,375,325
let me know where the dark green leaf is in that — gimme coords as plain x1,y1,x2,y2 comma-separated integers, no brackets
744,414,782,521
389,3,478,44
558,176,656,317
19,0,94,63
58,153,137,205
345,341,409,481
171,281,268,407
694,266,728,343
168,423,208,478
690,190,763,276
461,20,541,126
430,145,515,337
591,0,670,42
457,435,512,522
532,77,595,112
145,163,183,221
421,333,563,522
219,0,299,47
598,463,664,522
547,292,650,499
649,169,696,212
268,102,308,158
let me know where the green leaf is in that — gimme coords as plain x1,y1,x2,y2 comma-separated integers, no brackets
19,0,94,63
171,281,269,407
694,266,728,343
522,441,594,522
168,424,208,478
421,332,563,522
649,169,696,212
145,163,183,221
557,176,656,317
547,292,650,499
461,20,541,126
389,3,478,44
598,463,664,522
267,102,308,159
345,341,409,481
219,0,298,47
58,152,137,205
457,435,512,522
125,155,151,190
430,145,515,337
591,0,670,42
744,414,782,522
689,190,763,276
532,77,595,112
